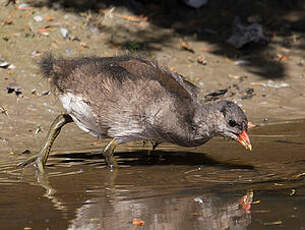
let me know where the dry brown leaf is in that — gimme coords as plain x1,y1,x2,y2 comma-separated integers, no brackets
109,44,120,50
80,42,89,48
132,218,145,226
44,16,55,21
0,105,9,117
225,57,234,64
228,74,241,80
292,172,305,179
200,47,215,52
169,66,175,72
38,28,52,32
250,81,265,86
197,55,207,65
277,54,288,62
180,41,194,53
115,14,147,23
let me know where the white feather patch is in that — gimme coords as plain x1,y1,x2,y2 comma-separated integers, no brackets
59,93,102,137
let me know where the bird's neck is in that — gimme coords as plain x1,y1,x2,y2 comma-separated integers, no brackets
190,102,219,145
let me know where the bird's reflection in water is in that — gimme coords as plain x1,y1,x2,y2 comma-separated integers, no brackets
34,166,253,230
67,190,252,230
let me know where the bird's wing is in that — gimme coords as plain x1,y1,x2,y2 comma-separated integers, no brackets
116,57,199,101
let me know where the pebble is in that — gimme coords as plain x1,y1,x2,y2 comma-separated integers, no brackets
65,48,73,55
60,27,68,38
33,15,43,22
265,80,289,88
18,3,30,9
194,197,204,204
0,61,14,69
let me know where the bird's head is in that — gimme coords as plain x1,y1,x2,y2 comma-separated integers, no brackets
212,101,252,151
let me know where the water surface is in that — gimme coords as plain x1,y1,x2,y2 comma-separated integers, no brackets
1,120,305,230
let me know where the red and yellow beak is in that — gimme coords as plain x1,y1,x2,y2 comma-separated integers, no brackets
237,130,252,151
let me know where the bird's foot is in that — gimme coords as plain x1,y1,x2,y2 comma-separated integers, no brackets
17,153,45,173
103,138,119,169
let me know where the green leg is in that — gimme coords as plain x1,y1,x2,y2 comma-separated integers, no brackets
18,114,73,172
151,141,160,151
146,141,160,156
103,138,119,169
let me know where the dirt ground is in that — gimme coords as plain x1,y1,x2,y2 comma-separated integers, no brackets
0,0,305,156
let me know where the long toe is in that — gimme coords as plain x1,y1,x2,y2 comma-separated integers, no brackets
17,155,39,168
17,154,45,173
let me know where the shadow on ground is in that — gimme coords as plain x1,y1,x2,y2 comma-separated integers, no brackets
50,149,255,169
26,0,305,79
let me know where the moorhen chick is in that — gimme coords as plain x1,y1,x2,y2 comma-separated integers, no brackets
19,54,251,171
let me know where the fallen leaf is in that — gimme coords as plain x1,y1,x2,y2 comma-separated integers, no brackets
225,58,250,65
70,35,80,41
38,28,52,33
115,14,147,23
44,16,55,21
225,57,234,64
277,54,288,62
200,47,215,52
180,41,194,53
292,172,305,179
0,105,9,117
250,81,265,86
197,55,207,65
233,60,250,65
169,66,175,72
109,44,120,50
263,221,282,226
80,42,89,48
228,74,241,80
132,218,145,226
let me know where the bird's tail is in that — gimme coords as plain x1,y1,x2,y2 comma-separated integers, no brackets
39,53,57,79
39,53,68,92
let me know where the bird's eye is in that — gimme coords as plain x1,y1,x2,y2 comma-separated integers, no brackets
228,119,237,127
